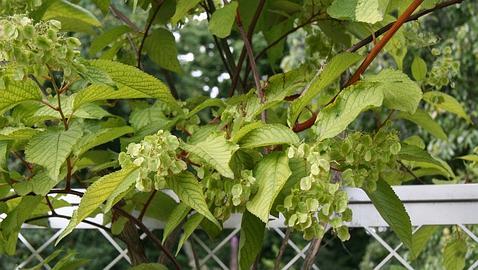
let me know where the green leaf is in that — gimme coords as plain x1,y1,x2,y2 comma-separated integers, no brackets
410,226,437,260
458,154,478,162
411,56,427,81
208,2,238,38
42,0,101,33
399,144,453,177
315,82,383,140
34,96,111,121
181,133,238,178
90,25,131,56
130,263,168,270
129,103,169,130
397,109,447,140
0,141,8,173
74,126,134,156
0,80,43,114
365,69,422,114
144,29,183,74
443,238,467,270
171,0,202,24
423,91,471,122
247,152,291,223
30,171,61,196
238,211,265,270
0,127,41,141
289,52,362,125
327,0,389,24
231,122,264,143
1,195,42,235
92,0,111,14
167,172,220,228
176,213,204,255
56,165,140,244
239,124,299,149
366,180,412,249
103,169,139,213
25,125,83,181
162,203,190,243
74,60,182,113
187,98,226,118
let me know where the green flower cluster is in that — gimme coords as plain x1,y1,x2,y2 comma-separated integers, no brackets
279,143,351,241
119,130,187,192
0,15,83,85
425,46,460,89
202,170,257,221
330,131,401,192
0,0,42,16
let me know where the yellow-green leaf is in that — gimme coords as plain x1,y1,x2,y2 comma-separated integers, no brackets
411,56,427,81
315,82,383,140
0,80,42,114
289,52,362,125
167,172,220,228
365,69,422,114
25,125,83,181
238,124,299,149
247,152,291,223
56,165,139,244
42,0,101,33
181,133,238,178
74,60,182,113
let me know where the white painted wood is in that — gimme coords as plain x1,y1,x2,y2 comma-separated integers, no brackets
20,184,478,229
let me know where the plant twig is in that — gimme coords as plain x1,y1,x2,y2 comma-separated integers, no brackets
25,213,110,231
274,228,291,270
113,206,182,270
302,237,322,270
137,0,165,69
13,151,33,174
399,160,424,183
45,196,57,215
227,0,266,97
109,5,142,32
138,190,157,221
234,6,266,122
255,12,322,62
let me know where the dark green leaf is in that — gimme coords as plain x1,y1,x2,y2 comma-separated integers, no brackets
208,2,238,38
443,238,467,270
238,211,265,270
366,180,412,249
145,29,183,74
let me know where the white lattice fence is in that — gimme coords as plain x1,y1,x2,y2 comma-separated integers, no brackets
4,184,478,269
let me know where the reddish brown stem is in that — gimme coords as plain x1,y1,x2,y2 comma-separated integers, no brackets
346,0,425,87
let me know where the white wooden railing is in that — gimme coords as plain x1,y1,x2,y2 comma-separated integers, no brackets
4,184,478,270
